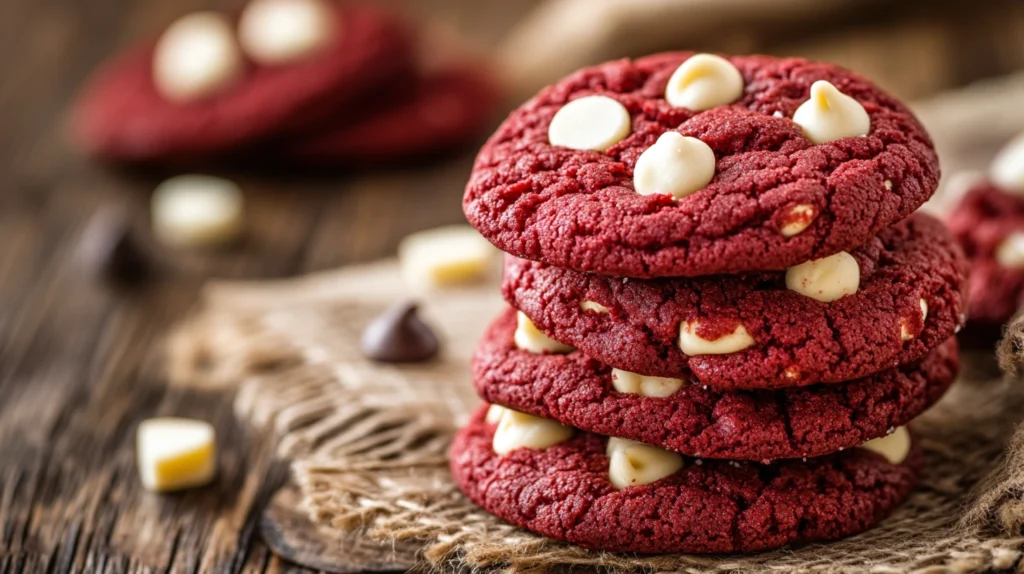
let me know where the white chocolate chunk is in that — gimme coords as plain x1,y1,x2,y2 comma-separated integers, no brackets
514,311,573,354
611,369,684,398
665,53,744,111
152,12,243,102
678,321,754,355
633,132,716,200
785,252,860,302
792,80,870,144
398,225,496,287
239,0,335,65
780,204,816,237
860,427,910,465
606,438,683,490
996,231,1024,269
991,133,1024,194
548,95,631,151
580,300,609,314
152,175,244,248
884,180,893,191
901,299,929,342
486,404,508,424
492,409,573,455
137,418,217,492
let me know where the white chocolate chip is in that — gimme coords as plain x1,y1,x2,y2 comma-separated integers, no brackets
996,231,1024,269
486,404,508,424
633,132,716,200
514,311,574,354
664,53,744,111
991,133,1024,194
860,427,910,465
678,321,754,355
137,417,217,492
152,175,244,248
152,12,243,103
884,180,893,190
785,252,860,303
548,95,631,151
901,299,929,342
238,0,335,65
398,225,496,287
492,409,573,455
780,204,816,237
611,369,684,398
606,437,683,490
792,80,870,144
580,300,609,314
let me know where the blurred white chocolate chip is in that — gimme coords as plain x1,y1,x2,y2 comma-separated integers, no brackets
792,80,870,144
514,311,574,354
548,95,631,151
398,225,496,287
780,204,816,237
486,404,508,424
996,231,1024,269
633,132,716,200
152,12,243,102
580,300,609,314
901,299,929,342
152,175,244,248
492,409,573,455
665,53,744,111
606,437,683,490
991,133,1024,194
860,427,910,465
678,321,754,355
137,417,217,492
239,0,335,65
785,252,860,302
611,369,684,398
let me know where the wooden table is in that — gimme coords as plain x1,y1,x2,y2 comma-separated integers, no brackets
2,0,1023,572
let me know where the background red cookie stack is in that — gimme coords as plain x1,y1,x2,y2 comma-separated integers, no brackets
452,52,968,554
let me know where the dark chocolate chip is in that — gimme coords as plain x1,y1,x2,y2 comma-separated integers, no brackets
79,207,150,283
361,301,440,363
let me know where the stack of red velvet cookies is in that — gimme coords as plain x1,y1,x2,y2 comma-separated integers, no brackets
453,52,968,554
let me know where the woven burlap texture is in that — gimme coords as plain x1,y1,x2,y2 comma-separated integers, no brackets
166,258,1024,573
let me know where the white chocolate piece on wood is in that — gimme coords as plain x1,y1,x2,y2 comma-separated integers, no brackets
996,231,1024,269
486,404,508,424
665,53,744,111
580,300,609,314
152,175,244,248
785,252,860,302
548,95,631,151
792,80,870,144
780,204,816,237
611,369,684,398
860,427,911,465
492,409,573,455
678,321,754,355
238,0,336,65
633,132,716,200
606,437,683,490
398,225,496,287
901,299,929,342
137,417,217,492
152,12,243,102
514,311,573,354
991,133,1024,194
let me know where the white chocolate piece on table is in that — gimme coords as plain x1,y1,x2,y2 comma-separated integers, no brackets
606,437,683,490
152,175,244,248
991,133,1024,194
152,12,243,102
514,311,574,354
792,80,870,144
996,231,1024,269
785,252,860,302
548,95,631,151
665,53,744,111
238,0,335,65
137,417,217,492
580,300,609,314
486,404,508,424
678,321,754,355
780,204,816,237
860,427,911,465
611,369,684,398
901,299,928,342
492,409,573,455
633,132,716,200
398,225,496,287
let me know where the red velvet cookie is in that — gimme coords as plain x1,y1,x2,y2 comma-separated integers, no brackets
504,213,966,389
947,181,1024,325
70,5,414,162
451,406,919,554
473,308,957,461
463,52,938,278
